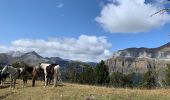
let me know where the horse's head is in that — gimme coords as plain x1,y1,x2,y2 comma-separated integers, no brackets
31,65,42,77
1,65,9,75
34,65,42,73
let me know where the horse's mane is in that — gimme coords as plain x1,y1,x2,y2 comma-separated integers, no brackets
50,63,58,66
23,66,34,73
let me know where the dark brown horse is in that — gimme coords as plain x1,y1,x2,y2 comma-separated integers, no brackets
46,63,58,85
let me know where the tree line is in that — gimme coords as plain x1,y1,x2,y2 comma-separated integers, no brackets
65,60,170,89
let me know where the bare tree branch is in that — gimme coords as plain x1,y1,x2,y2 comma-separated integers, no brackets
151,8,170,17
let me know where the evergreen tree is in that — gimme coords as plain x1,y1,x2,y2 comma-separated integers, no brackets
163,64,170,86
79,65,95,85
142,64,157,89
95,60,109,85
12,62,20,68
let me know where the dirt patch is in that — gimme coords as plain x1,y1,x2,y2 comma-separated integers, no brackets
0,85,10,89
0,92,14,100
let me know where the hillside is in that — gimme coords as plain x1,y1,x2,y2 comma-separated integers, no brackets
0,80,170,100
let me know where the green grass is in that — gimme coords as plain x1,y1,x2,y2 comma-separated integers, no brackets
0,79,170,100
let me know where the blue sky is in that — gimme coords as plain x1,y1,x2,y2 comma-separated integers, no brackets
0,0,170,62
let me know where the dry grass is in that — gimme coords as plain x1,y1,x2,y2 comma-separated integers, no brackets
0,79,170,100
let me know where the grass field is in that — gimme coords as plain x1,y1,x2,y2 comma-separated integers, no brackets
0,79,170,100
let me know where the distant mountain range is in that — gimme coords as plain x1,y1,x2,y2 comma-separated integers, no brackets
0,51,97,69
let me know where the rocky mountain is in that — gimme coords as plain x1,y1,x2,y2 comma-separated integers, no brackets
112,42,170,60
106,42,170,74
8,51,24,57
12,51,48,66
0,51,97,68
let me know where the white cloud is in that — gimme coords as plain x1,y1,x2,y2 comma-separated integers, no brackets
96,0,170,33
57,3,63,8
0,45,7,53
0,35,112,62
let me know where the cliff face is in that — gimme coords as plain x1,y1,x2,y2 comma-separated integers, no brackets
106,42,170,74
106,57,170,74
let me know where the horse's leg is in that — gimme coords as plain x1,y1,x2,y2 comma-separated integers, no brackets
2,78,4,85
58,71,62,85
49,75,52,85
24,80,26,88
13,79,16,88
22,78,25,88
25,78,28,88
53,75,57,88
10,75,12,88
47,77,50,86
41,74,45,86
44,74,47,87
24,77,27,88
32,77,35,87
22,78,24,88
10,79,12,88
0,78,2,85
53,70,57,88
2,78,5,85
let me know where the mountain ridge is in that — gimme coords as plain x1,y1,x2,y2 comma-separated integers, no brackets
112,42,170,59
106,42,170,74
0,51,97,68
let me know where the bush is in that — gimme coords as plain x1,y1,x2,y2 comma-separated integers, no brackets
110,72,133,88
141,69,157,89
162,64,170,86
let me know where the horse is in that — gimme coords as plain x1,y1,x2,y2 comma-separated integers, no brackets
19,65,44,87
37,63,62,87
0,70,9,85
1,65,22,88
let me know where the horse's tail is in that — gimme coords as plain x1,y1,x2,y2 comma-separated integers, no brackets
54,65,62,82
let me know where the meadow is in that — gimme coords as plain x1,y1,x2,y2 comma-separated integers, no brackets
0,80,170,100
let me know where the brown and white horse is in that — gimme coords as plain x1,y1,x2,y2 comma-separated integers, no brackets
36,63,62,87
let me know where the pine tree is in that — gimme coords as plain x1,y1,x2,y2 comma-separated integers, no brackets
163,64,170,86
142,64,157,89
79,65,95,85
95,60,109,85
